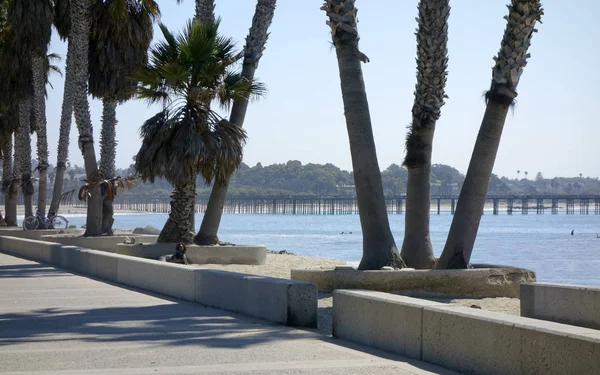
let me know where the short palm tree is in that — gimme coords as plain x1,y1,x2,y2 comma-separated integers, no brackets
437,0,543,269
88,0,159,235
133,20,263,243
322,0,405,269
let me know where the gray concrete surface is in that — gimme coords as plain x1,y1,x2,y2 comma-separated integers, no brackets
521,282,600,329
334,289,600,375
0,253,458,375
0,236,315,327
116,243,267,265
0,227,84,241
40,234,159,253
292,266,536,297
195,270,317,327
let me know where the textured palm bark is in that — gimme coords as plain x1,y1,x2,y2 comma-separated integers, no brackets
100,98,117,235
49,40,75,216
400,0,449,269
323,0,405,270
158,174,196,244
32,54,50,215
3,135,17,226
71,0,103,236
437,0,543,269
194,0,215,24
18,100,34,219
401,129,436,269
437,100,511,268
196,0,277,245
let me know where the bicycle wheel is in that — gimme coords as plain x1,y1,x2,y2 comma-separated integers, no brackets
51,215,69,229
22,216,39,230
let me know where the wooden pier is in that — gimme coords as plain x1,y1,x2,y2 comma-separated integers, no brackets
64,195,600,215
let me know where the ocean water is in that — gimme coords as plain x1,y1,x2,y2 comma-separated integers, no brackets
61,212,600,286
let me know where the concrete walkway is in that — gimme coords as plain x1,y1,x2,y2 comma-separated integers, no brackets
0,253,458,375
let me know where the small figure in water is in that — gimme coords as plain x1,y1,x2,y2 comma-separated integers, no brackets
341,232,345,235
159,242,189,265
571,229,575,236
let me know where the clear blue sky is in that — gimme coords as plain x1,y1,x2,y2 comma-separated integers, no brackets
42,0,600,179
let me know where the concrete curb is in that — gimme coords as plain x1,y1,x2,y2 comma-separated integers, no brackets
0,235,317,327
116,242,267,265
292,266,535,297
333,290,600,375
40,234,159,253
521,282,600,330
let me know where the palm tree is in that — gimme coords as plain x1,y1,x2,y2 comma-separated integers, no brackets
196,0,277,245
1,0,54,220
322,0,405,269
132,20,262,243
89,0,159,235
517,169,520,179
437,0,543,269
524,171,528,180
195,0,215,23
400,0,449,269
48,0,75,217
70,0,104,236
32,52,62,217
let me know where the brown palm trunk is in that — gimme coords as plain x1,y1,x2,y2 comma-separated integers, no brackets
401,129,436,269
158,174,196,244
100,98,117,235
324,0,404,269
196,0,276,245
194,0,215,23
49,39,75,216
72,0,103,236
32,54,50,216
437,99,511,268
436,0,542,268
3,135,17,226
400,0,449,269
18,99,34,219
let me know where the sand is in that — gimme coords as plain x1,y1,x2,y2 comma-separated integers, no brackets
189,253,521,335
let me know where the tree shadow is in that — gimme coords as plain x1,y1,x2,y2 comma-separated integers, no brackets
0,263,71,278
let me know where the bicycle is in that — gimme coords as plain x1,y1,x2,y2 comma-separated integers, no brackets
23,210,69,230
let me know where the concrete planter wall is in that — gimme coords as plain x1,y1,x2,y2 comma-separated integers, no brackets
39,235,159,253
521,282,600,330
334,290,600,375
116,243,267,265
292,265,535,297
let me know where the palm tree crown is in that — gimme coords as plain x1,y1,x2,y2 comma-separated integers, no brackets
133,20,264,186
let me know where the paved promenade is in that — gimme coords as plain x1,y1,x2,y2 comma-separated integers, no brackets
0,253,457,375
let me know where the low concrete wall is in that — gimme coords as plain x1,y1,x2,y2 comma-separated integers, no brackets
0,235,316,327
293,266,535,297
521,282,600,330
195,270,316,327
334,290,600,375
40,234,158,253
0,227,84,241
116,243,267,265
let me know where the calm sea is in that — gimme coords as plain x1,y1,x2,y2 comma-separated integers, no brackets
60,212,600,286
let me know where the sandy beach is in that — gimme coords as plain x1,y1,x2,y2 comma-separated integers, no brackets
191,253,520,334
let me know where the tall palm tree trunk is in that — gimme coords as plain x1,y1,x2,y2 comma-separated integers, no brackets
49,26,76,216
3,135,17,226
196,0,277,245
100,97,117,235
437,0,543,269
194,0,215,23
71,0,102,236
158,174,196,244
8,131,22,226
18,99,34,219
323,0,405,270
31,54,49,216
400,0,449,269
